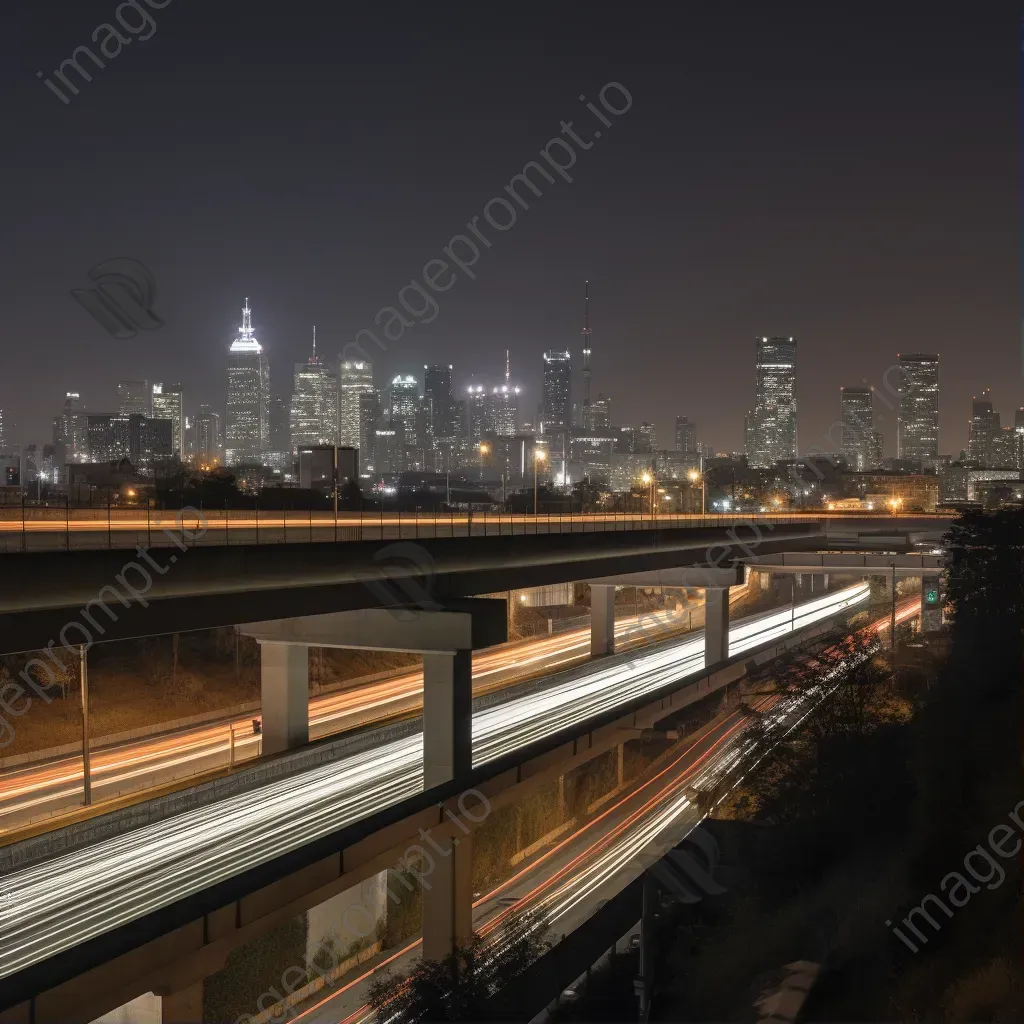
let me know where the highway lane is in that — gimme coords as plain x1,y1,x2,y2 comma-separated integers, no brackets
0,584,870,985
0,605,705,831
292,697,775,1024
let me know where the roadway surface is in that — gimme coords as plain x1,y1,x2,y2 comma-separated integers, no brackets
293,600,913,1024
0,509,947,554
0,584,871,987
0,606,704,831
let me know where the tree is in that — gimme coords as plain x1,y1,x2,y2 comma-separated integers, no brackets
368,911,549,1021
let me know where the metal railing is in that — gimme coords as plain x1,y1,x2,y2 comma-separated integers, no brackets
0,506,943,554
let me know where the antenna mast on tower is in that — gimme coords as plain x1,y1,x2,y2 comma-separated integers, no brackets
581,280,592,415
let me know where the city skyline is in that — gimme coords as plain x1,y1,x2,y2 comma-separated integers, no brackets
2,4,1015,456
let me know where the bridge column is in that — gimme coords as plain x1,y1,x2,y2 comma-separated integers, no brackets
422,831,474,962
422,649,472,788
259,642,309,755
160,981,203,1024
704,587,729,666
590,584,616,657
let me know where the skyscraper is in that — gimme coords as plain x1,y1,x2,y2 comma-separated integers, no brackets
674,416,697,454
967,388,1000,467
465,384,487,443
745,336,797,468
541,350,571,436
338,359,374,450
290,328,337,453
840,386,874,470
896,353,939,464
389,375,419,436
587,393,611,433
225,299,270,465
195,406,222,463
117,380,150,417
151,382,184,457
424,364,455,440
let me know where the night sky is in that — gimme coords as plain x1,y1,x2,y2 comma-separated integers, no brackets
1,3,1018,456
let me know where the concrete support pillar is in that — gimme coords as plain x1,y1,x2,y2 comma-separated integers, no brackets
704,586,730,666
422,649,472,788
161,981,203,1024
422,831,474,961
590,584,616,657
260,642,309,756
617,743,625,787
558,773,567,821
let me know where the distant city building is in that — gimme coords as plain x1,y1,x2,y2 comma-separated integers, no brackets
839,470,938,512
358,391,380,472
967,388,1001,466
638,422,657,453
151,382,184,457
674,416,697,455
424,364,456,440
486,353,520,437
224,299,270,465
896,353,939,464
128,415,174,470
338,360,374,449
86,414,131,463
585,392,611,434
116,380,150,417
268,395,290,454
868,429,884,470
290,329,337,453
55,392,89,475
194,405,222,463
465,384,487,444
745,336,797,469
541,350,571,436
389,375,419,437
840,386,875,470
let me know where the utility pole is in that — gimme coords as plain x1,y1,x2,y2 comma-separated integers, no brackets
80,645,91,806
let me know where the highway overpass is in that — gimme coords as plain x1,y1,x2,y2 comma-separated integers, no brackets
0,584,877,1021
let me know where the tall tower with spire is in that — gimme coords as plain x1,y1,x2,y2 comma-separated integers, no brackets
290,325,338,452
225,298,270,465
581,281,592,416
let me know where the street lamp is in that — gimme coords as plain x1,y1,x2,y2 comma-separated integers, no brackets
687,469,705,515
533,448,547,515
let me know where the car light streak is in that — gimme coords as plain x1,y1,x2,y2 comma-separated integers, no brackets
0,585,869,982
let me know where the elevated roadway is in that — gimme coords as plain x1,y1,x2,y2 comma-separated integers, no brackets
0,584,872,1018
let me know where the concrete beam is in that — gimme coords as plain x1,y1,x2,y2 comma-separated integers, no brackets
748,552,942,576
260,642,308,755
590,584,615,657
585,564,745,589
239,598,506,654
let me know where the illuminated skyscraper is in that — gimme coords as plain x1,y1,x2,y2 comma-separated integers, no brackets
745,336,797,468
465,384,487,443
896,353,939,463
151,382,184,457
487,352,520,437
290,328,337,453
338,359,374,451
117,380,150,417
389,375,419,432
541,350,571,435
840,386,874,470
580,281,592,425
967,387,1000,466
225,299,270,465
